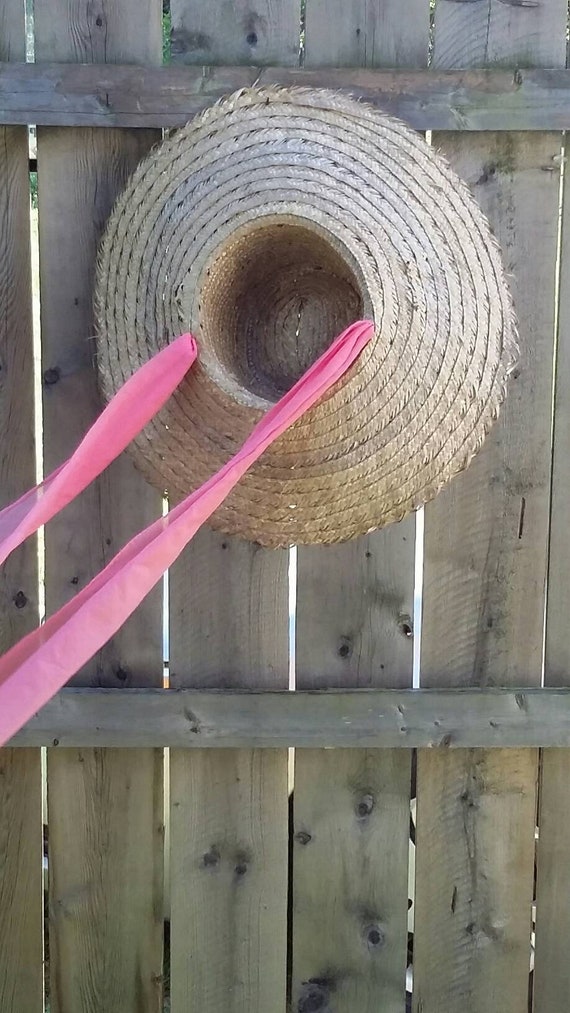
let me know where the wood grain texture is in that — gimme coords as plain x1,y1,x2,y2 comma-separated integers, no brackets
169,534,289,1013
34,1,164,1010
534,751,570,1010
0,133,42,1012
0,749,42,1012
0,1,42,1008
37,127,164,689
170,748,288,1011
35,0,162,64
297,530,414,692
12,687,570,750
168,485,289,1008
170,0,301,66
544,155,570,688
0,0,27,62
304,0,428,67
167,7,292,1011
47,749,164,1012
414,750,538,1012
534,115,570,1011
169,533,289,692
3,63,570,131
292,743,411,1013
292,8,428,1012
293,749,411,1013
421,132,561,690
414,4,565,1012
433,0,567,71
0,134,37,656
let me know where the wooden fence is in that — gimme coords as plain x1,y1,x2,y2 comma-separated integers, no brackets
1,0,570,1011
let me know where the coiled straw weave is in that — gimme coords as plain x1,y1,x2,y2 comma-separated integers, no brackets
95,86,517,547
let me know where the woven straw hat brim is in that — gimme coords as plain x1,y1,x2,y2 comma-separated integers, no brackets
95,86,517,547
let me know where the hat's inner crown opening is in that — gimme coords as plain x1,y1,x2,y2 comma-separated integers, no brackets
200,221,364,405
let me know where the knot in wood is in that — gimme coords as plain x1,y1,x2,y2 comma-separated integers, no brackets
356,793,375,819
295,830,312,846
397,614,413,638
202,846,220,869
43,367,60,386
365,924,385,950
298,980,330,1012
338,636,352,659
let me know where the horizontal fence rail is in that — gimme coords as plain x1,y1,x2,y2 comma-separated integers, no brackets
9,686,570,748
1,62,570,130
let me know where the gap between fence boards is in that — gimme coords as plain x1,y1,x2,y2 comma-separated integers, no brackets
7,686,570,748
1,63,569,131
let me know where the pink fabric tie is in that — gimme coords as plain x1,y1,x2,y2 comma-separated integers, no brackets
0,321,373,745
0,334,197,567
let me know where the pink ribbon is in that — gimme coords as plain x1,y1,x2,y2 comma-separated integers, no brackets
0,334,197,567
0,320,373,745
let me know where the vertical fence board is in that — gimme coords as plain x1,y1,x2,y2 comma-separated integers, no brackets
304,0,428,67
0,749,42,1012
34,2,164,1010
418,131,561,690
297,532,415,694
294,533,414,1013
433,1,566,71
292,746,411,1013
170,0,300,66
534,753,570,1011
293,8,430,1012
169,537,290,1013
0,1,42,1009
414,748,537,1013
534,116,570,1011
168,7,297,1012
170,744,288,1011
414,4,565,1012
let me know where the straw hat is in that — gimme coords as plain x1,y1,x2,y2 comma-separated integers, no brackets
95,86,516,547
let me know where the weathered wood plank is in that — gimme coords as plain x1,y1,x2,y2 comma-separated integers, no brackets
414,750,538,1010
34,1,164,1011
533,101,570,1010
304,0,428,67
167,6,293,1000
419,134,560,689
414,2,565,1011
46,749,164,1009
296,531,415,693
534,751,570,1010
0,749,42,1010
292,9,427,1012
12,687,570,749
543,155,570,690
0,1,42,1008
294,550,413,1009
293,749,411,1013
41,135,165,1013
170,0,300,66
169,538,290,1013
433,0,567,71
2,63,570,130
170,747,288,1009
